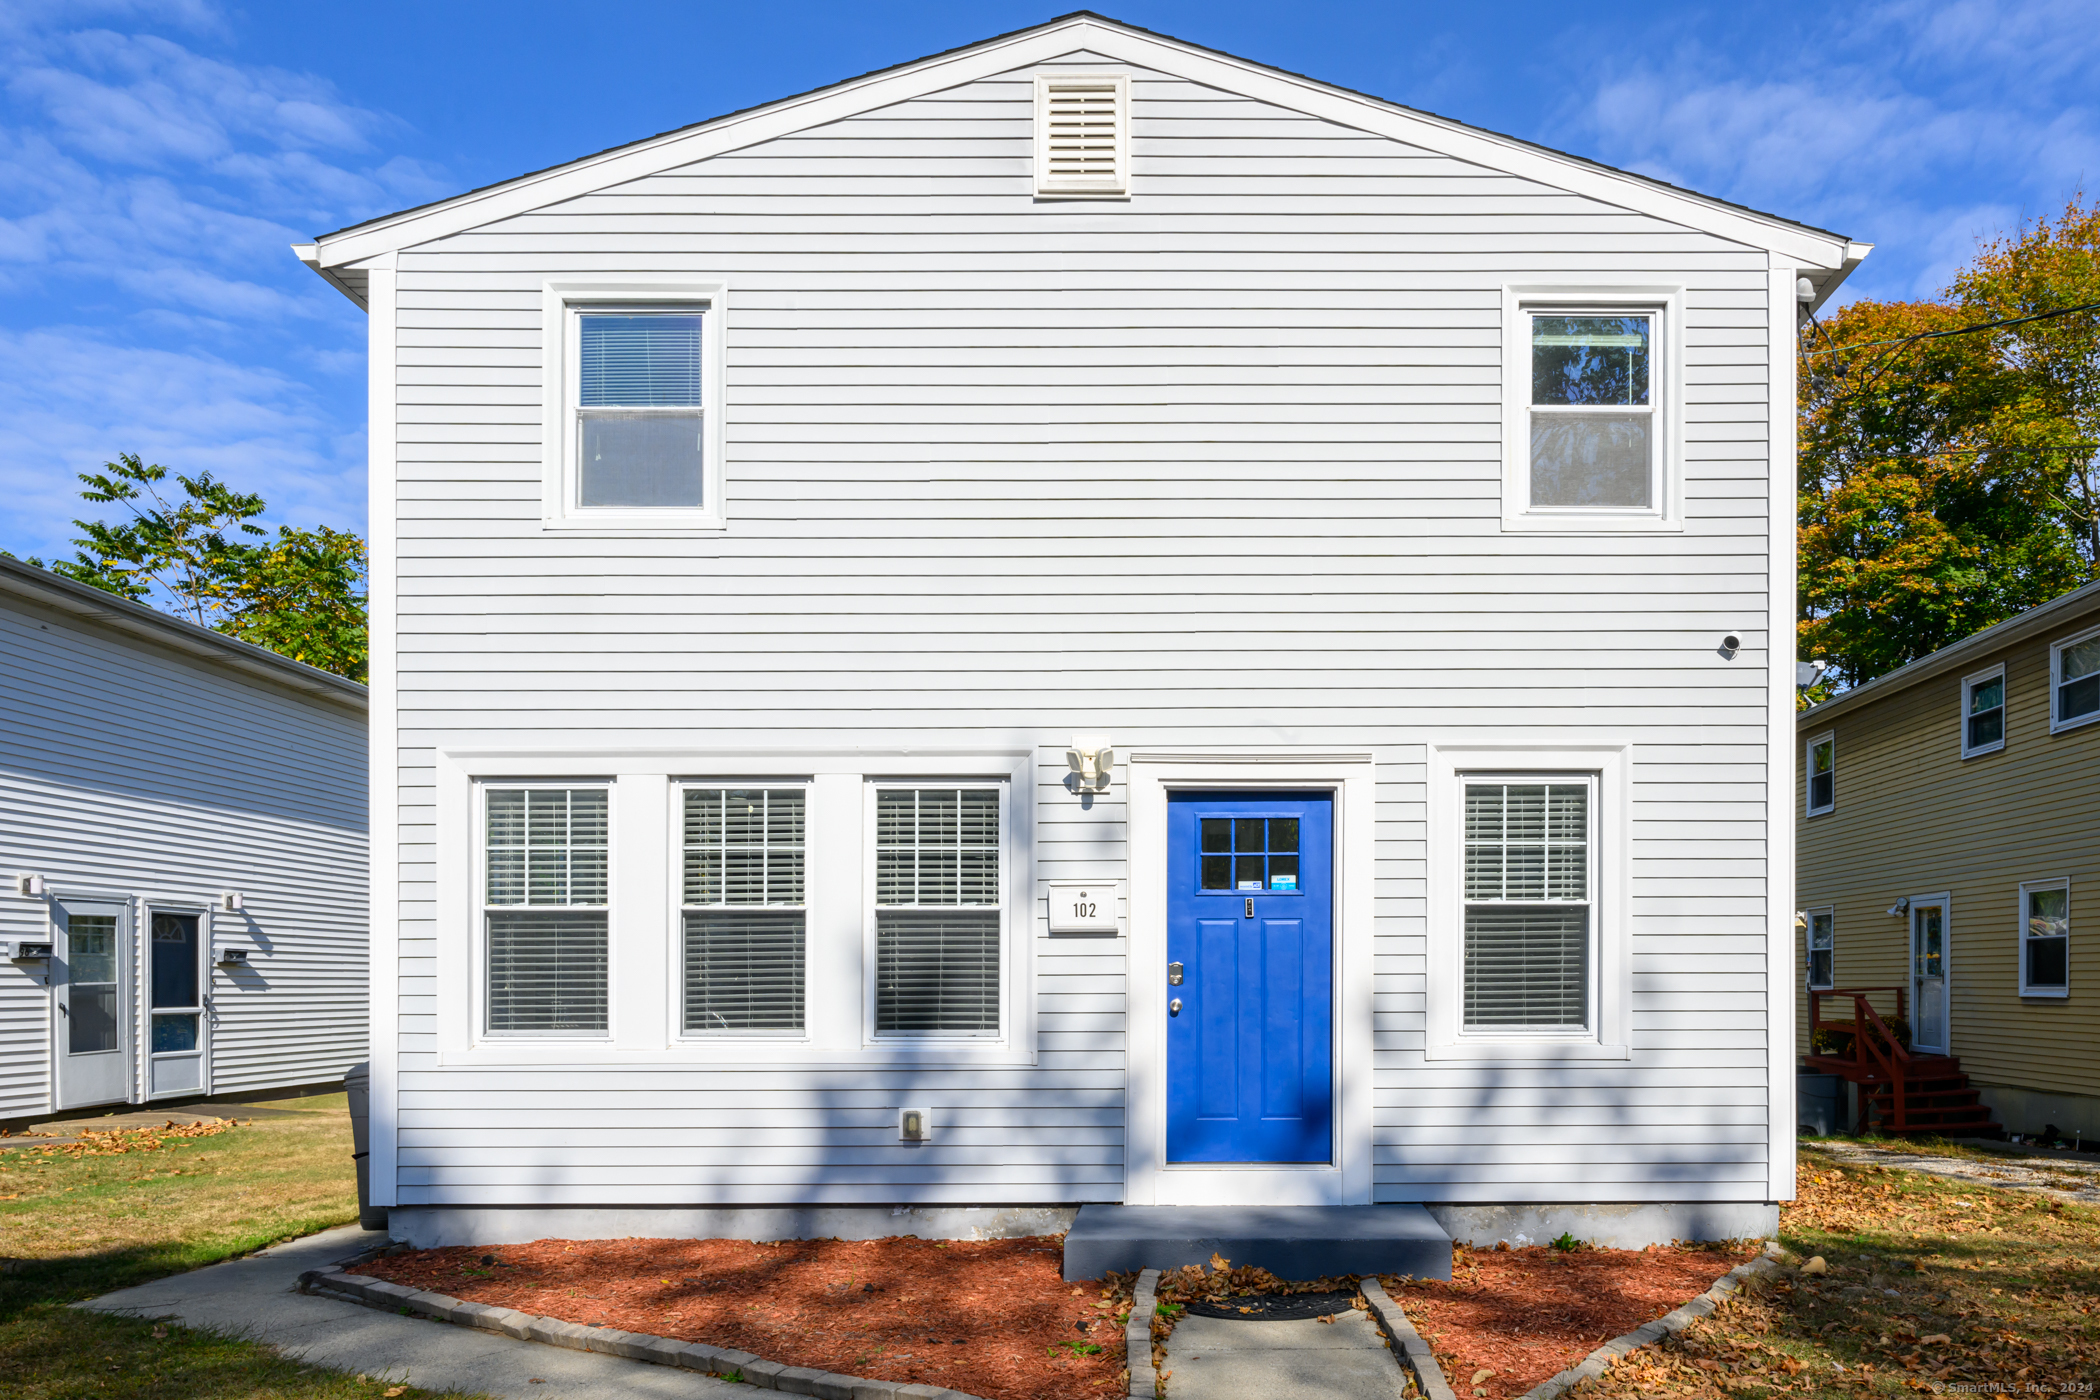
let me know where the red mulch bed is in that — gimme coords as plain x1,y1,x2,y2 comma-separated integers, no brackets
350,1235,1126,1400
1383,1242,1759,1398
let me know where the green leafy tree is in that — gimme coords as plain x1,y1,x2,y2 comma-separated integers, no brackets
214,525,369,682
1799,196,2100,698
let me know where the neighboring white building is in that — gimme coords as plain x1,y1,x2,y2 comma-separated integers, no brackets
297,14,1867,1250
0,555,368,1117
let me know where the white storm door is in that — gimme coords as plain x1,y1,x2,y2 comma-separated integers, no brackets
1910,900,1948,1054
146,910,207,1097
55,900,130,1109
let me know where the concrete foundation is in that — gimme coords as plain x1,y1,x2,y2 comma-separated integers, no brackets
1061,1204,1452,1282
1973,1083,2100,1141
1425,1201,1779,1250
385,1204,1078,1249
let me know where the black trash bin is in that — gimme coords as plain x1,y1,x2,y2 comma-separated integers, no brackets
344,1061,387,1232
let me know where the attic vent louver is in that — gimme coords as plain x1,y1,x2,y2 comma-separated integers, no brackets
1035,73,1130,198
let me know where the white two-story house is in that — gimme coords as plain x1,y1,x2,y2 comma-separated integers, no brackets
296,13,1865,1262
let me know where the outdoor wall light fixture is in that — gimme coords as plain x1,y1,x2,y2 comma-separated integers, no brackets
219,891,244,913
1888,897,1911,917
898,1107,931,1142
13,874,44,898
1067,737,1114,793
1717,635,1742,660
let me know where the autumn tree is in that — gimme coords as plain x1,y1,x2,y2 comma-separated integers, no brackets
1799,196,2100,696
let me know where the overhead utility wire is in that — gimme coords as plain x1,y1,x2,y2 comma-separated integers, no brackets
1802,300,2100,359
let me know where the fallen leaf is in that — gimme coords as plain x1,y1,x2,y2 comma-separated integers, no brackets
384,1390,406,1398
1920,1333,1950,1345
1472,1367,1497,1384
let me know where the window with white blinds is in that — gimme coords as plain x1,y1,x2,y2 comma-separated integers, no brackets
682,787,806,1034
1461,779,1593,1031
574,310,706,510
1034,74,1129,197
485,787,609,1035
872,786,1003,1036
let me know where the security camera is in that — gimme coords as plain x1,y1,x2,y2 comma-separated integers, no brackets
1718,635,1741,660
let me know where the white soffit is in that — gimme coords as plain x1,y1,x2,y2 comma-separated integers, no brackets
300,14,1858,274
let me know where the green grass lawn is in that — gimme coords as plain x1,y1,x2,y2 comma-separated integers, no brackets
1582,1144,2100,1397
0,1094,472,1399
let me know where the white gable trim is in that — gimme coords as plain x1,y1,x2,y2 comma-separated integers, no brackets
304,16,1858,273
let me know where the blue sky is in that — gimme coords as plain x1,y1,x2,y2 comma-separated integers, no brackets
3,0,2094,560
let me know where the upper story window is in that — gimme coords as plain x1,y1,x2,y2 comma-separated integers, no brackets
1805,907,1834,991
1805,733,1835,817
484,786,609,1036
1961,665,2006,757
1461,778,1594,1033
681,787,807,1035
1034,73,1129,198
871,785,1004,1038
1502,288,1681,532
2021,878,2070,997
2052,626,2100,731
541,281,727,530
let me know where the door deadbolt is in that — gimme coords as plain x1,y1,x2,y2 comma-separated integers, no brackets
1167,961,1183,986
1245,897,1255,918
1169,998,1182,1016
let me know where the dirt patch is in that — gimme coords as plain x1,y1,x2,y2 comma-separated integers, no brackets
350,1235,1126,1400
1381,1243,1759,1398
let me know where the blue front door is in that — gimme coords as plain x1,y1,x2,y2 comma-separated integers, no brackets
1166,792,1334,1163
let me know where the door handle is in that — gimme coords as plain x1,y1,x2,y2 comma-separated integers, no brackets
1167,962,1183,986
1169,998,1182,1017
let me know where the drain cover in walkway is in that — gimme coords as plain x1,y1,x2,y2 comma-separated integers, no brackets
1182,1291,1356,1320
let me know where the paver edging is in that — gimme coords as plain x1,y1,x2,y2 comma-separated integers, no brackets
297,1266,990,1400
1514,1240,1787,1400
1124,1267,1160,1400
1360,1276,1457,1400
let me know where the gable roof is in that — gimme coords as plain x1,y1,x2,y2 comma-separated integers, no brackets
295,11,1867,308
0,554,367,710
1797,578,2100,731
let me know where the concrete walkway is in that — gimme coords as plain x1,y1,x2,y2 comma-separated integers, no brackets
1161,1309,1411,1400
1810,1138,2100,1204
82,1225,740,1399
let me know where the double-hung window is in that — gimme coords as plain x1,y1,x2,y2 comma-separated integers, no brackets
484,786,609,1035
1461,778,1594,1033
682,787,806,1034
1961,665,2006,756
2020,878,2070,997
2052,627,2100,731
1805,907,1835,991
872,785,1004,1037
1805,733,1835,817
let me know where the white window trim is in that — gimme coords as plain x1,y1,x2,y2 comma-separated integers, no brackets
672,779,814,1042
1426,743,1631,1061
1804,730,1835,818
475,779,616,1042
861,779,1019,1049
1501,284,1684,532
540,277,728,532
2050,624,2100,733
1033,72,1131,200
2018,876,2071,999
1804,903,1835,992
430,747,1035,1066
1960,663,2007,758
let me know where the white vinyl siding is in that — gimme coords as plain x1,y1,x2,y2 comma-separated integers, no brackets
373,50,1788,1206
872,786,1003,1037
681,787,807,1034
0,586,366,1116
484,787,609,1036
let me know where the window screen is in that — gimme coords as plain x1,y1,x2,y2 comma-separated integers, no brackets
1806,910,1834,991
1462,781,1590,1029
1528,314,1654,510
576,311,705,509
485,787,609,1035
683,788,806,1033
874,787,1001,1035
2059,636,2100,725
2023,882,2069,993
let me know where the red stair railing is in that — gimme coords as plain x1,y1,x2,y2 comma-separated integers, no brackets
1808,986,1912,1132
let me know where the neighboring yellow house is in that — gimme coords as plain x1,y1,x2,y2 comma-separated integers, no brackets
1797,579,2100,1139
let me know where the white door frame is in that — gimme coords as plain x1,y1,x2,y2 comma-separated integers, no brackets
1124,750,1375,1206
1908,891,1951,1054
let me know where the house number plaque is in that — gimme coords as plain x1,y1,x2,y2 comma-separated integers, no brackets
1046,881,1122,935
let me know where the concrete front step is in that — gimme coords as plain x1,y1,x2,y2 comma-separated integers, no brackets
1061,1204,1452,1283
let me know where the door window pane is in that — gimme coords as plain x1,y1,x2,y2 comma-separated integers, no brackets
150,913,198,1010
151,1012,198,1054
69,916,117,985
